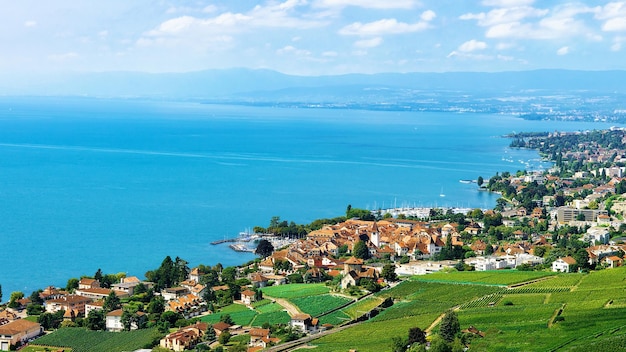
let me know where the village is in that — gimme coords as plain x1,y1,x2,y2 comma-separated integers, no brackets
3,128,626,351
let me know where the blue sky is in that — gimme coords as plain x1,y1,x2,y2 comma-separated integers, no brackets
2,0,626,75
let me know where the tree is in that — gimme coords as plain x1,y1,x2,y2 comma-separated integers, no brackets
218,330,231,345
29,290,44,306
255,239,274,258
391,336,409,352
94,268,103,282
477,176,484,187
220,314,234,325
8,291,24,308
85,309,106,330
408,327,427,345
103,291,122,312
439,310,460,343
66,278,79,292
0,284,2,303
382,264,398,282
353,240,370,260
204,324,216,341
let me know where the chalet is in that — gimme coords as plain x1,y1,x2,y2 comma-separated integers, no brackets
160,322,208,352
552,257,577,273
167,294,207,319
0,320,42,351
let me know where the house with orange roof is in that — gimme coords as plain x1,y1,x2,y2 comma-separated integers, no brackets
44,295,92,316
166,294,207,319
0,319,42,351
289,313,318,333
603,255,623,268
160,322,208,351
74,287,129,300
78,278,100,290
552,256,577,272
241,290,256,306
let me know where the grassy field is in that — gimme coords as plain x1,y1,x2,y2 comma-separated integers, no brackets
342,296,384,319
309,267,626,352
31,328,160,352
261,283,330,298
290,294,353,317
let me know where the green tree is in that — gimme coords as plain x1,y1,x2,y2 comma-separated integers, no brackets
439,310,460,343
218,330,231,345
353,240,370,260
391,336,409,352
94,268,103,282
29,290,44,306
66,278,79,292
85,309,106,330
103,291,122,312
8,291,24,308
382,264,398,282
477,176,484,187
429,335,452,352
204,324,216,341
220,314,234,325
408,327,427,345
255,239,274,258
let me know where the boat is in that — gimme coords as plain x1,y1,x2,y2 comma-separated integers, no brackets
459,179,473,184
439,186,445,197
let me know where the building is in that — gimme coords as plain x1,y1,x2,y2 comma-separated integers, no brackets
105,309,146,332
78,278,101,290
159,322,208,352
161,287,190,301
74,288,129,300
44,295,92,316
0,320,42,351
556,207,608,224
552,257,577,272
241,290,256,306
289,314,318,333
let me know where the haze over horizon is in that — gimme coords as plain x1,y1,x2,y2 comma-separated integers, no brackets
3,0,626,77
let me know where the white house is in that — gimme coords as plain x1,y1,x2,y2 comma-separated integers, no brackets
289,314,318,333
552,257,577,273
583,227,610,245
0,320,42,351
105,309,145,332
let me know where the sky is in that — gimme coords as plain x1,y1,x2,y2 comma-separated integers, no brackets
2,0,626,76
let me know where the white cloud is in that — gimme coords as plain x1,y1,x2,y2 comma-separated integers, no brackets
421,10,437,22
276,45,311,56
24,20,37,28
322,51,338,56
339,18,431,36
603,17,626,31
460,7,548,27
557,46,569,55
48,52,79,61
458,39,488,52
314,0,417,9
354,37,383,48
612,42,622,50
496,42,515,50
481,0,535,7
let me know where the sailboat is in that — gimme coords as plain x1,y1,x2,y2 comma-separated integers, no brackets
439,186,445,197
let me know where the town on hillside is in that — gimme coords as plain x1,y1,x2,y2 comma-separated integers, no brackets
3,128,626,351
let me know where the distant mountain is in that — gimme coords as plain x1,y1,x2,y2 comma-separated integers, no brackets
2,69,626,99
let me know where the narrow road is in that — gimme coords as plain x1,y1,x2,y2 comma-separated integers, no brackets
265,295,302,316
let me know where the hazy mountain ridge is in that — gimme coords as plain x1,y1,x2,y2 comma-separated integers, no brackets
3,69,626,99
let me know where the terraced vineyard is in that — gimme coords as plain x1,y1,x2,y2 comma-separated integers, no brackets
414,270,555,286
310,267,626,352
290,294,353,317
32,328,159,352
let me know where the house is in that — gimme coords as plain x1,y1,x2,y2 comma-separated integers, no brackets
189,267,204,283
250,273,269,288
78,278,101,290
162,287,190,301
0,320,42,351
0,311,19,323
241,290,256,306
604,256,623,268
112,279,153,297
212,321,231,336
39,286,65,301
105,309,146,332
160,322,208,352
583,227,610,245
85,300,104,316
289,314,318,333
552,257,577,272
249,327,280,348
44,295,92,316
340,257,379,289
167,294,207,319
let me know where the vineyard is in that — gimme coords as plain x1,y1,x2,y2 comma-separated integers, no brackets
261,283,329,299
414,270,555,286
200,302,258,325
32,328,159,352
290,294,353,317
309,267,626,351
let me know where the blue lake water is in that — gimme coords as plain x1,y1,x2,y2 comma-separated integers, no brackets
0,97,620,298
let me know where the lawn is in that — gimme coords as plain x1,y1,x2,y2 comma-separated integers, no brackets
261,283,329,299
31,328,160,352
290,294,352,317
